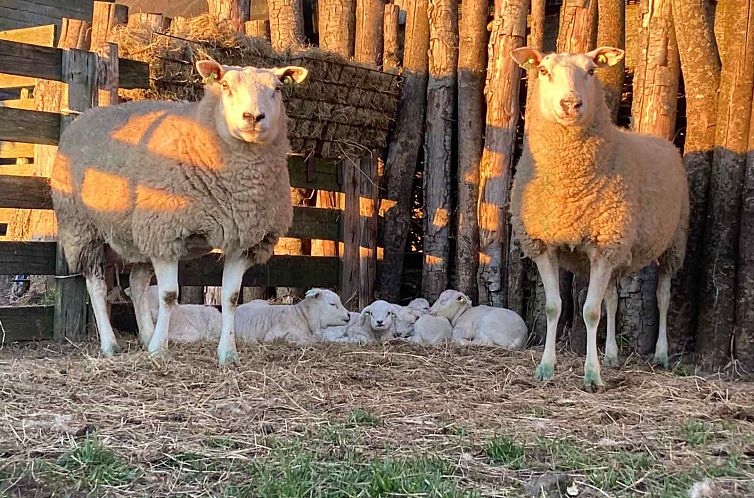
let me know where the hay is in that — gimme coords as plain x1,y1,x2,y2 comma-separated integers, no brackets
111,14,401,158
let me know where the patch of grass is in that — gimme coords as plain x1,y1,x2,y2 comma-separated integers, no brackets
345,408,381,427
533,436,594,470
51,436,139,489
205,435,240,450
592,450,654,491
681,420,716,447
485,436,526,469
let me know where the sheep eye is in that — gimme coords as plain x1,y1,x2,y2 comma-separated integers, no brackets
587,68,595,76
330,303,337,307
539,66,548,76
221,81,230,91
457,296,464,301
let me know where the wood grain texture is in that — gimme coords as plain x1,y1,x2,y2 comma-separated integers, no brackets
0,305,54,342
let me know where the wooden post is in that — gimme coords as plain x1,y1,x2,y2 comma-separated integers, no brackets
378,0,430,302
96,42,119,106
383,3,400,72
90,2,129,49
476,0,527,307
208,0,251,32
355,0,384,66
54,48,98,341
341,159,359,309
245,19,271,39
736,104,754,370
558,0,598,53
456,0,488,304
129,13,172,33
318,0,356,56
422,0,458,302
597,0,626,120
267,0,306,50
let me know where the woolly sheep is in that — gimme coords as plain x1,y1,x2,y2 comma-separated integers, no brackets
390,298,431,339
509,47,689,389
234,288,350,344
50,59,308,364
356,300,400,342
430,290,528,349
322,311,360,342
409,314,452,345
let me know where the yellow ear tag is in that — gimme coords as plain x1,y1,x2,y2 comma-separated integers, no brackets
282,75,294,86
597,54,608,65
522,57,534,71
203,72,218,85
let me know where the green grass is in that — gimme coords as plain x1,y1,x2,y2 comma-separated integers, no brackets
345,408,382,427
49,436,139,490
680,420,721,447
485,436,526,469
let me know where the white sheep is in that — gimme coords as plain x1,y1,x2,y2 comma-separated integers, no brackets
50,59,308,364
430,290,528,349
355,300,400,342
409,314,453,345
234,288,351,344
390,298,430,339
510,46,689,388
322,311,360,342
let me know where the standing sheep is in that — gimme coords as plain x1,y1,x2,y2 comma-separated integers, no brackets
51,59,308,364
509,47,689,389
430,290,528,349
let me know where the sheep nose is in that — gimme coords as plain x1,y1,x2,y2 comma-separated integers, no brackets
376,320,384,326
560,98,583,115
242,112,265,123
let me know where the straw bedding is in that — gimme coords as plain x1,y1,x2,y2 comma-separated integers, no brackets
112,14,400,159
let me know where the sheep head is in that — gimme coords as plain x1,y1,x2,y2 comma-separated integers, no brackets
196,59,308,145
359,300,397,337
304,288,351,328
511,47,624,127
429,290,472,323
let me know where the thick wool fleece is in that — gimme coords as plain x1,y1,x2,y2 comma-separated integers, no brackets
510,81,689,279
51,87,293,274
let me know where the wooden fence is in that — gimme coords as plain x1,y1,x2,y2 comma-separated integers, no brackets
0,29,377,343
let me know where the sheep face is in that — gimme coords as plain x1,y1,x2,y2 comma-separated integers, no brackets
406,298,430,314
511,46,624,126
196,60,308,144
429,290,471,321
305,288,351,328
360,300,396,334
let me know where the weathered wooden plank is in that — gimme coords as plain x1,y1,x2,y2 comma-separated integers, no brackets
0,73,37,89
289,206,341,240
0,39,62,81
0,175,52,209
0,98,35,110
341,159,359,308
0,24,56,47
0,107,59,145
0,163,35,176
0,141,34,159
90,2,129,50
118,58,149,89
288,155,341,191
0,305,55,342
0,241,56,275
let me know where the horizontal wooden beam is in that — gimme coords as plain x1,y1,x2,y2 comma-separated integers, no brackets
0,163,35,176
289,206,340,240
0,107,59,145
0,305,55,342
0,24,56,47
0,40,148,89
0,98,35,110
288,155,341,191
0,175,52,209
0,73,37,89
0,141,34,159
0,241,57,275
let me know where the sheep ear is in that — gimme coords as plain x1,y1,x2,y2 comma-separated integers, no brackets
359,310,369,326
587,46,625,67
511,47,544,70
305,289,320,299
272,66,309,86
196,59,224,83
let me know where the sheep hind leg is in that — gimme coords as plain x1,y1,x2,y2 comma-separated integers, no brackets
533,251,561,382
217,252,248,366
582,256,614,391
653,270,671,369
603,279,620,367
85,272,119,357
147,259,179,358
129,263,154,347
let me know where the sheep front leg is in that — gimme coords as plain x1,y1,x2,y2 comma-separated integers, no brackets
85,273,119,357
147,259,179,357
217,252,248,366
603,280,620,367
129,263,155,347
653,270,671,369
583,256,614,391
533,251,561,381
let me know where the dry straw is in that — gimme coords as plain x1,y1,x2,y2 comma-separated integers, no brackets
111,14,401,158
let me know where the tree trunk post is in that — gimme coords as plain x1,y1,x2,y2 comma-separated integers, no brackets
736,105,754,370
90,1,128,49
267,0,306,49
558,0,598,53
597,0,626,120
208,0,251,32
245,19,271,39
356,0,384,67
318,0,356,57
383,2,401,73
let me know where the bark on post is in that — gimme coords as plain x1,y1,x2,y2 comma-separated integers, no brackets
245,19,271,39
669,0,720,355
90,1,128,49
208,0,251,32
623,0,680,355
356,0,384,66
476,0,527,307
455,0,487,302
383,3,401,72
422,0,458,302
697,0,754,368
378,0,430,302
557,0,598,53
597,0,626,120
318,0,356,56
736,107,754,370
267,0,305,49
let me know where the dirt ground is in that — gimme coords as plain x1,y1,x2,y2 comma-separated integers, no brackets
0,338,753,498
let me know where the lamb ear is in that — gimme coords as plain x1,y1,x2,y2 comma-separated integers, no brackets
511,47,544,70
272,66,309,86
587,46,625,67
305,289,320,299
196,59,224,83
359,309,369,326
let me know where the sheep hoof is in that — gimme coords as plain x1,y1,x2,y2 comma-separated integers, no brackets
583,368,605,392
100,342,120,358
148,347,167,359
218,349,240,366
139,333,154,348
603,354,621,368
652,352,669,369
534,362,555,381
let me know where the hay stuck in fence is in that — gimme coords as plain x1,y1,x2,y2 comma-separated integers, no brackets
111,14,401,158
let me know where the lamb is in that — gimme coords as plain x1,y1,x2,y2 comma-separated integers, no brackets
408,314,453,345
391,298,431,339
509,46,689,389
355,300,400,342
50,59,308,364
430,290,528,349
322,311,360,342
233,288,351,343
124,285,221,342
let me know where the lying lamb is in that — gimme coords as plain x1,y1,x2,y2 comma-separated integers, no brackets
391,298,431,338
430,290,528,349
510,46,689,388
234,288,350,344
408,314,453,345
51,59,308,364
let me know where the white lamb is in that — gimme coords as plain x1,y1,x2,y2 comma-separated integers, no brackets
390,298,431,339
234,288,350,344
50,59,308,364
408,314,453,345
430,290,528,349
